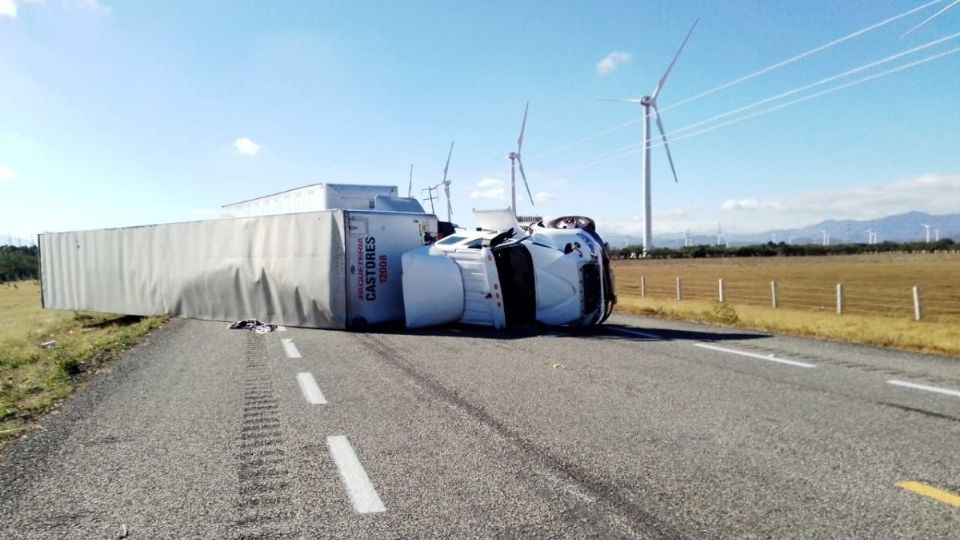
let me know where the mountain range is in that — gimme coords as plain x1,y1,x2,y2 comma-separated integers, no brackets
604,211,960,249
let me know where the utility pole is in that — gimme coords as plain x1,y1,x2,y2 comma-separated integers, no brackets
421,185,439,214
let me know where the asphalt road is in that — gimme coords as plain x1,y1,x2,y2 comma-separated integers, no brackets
2,314,959,538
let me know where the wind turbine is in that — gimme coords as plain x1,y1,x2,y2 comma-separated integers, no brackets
821,229,830,246
922,224,932,242
507,102,534,217
610,20,698,257
865,228,874,245
441,140,455,222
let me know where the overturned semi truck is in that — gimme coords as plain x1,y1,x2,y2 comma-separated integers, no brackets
38,184,615,330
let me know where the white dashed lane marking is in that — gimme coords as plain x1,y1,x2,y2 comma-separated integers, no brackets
296,372,327,405
887,379,960,398
281,339,302,359
693,342,816,368
327,435,386,514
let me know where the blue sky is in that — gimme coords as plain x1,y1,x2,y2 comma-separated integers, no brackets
1,0,958,242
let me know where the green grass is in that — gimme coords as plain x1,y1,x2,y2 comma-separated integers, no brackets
612,254,960,357
0,281,166,445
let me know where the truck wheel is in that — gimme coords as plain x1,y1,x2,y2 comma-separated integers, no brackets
546,216,596,232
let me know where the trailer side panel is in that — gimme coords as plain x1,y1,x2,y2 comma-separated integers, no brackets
39,211,349,328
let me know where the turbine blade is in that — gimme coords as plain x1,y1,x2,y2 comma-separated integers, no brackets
902,0,960,39
517,102,529,153
517,156,534,206
597,98,645,103
443,140,455,182
651,19,699,100
408,163,413,197
652,104,679,183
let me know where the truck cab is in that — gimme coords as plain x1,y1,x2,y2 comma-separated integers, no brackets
401,210,615,329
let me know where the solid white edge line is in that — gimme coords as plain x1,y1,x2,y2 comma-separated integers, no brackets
281,338,302,359
888,379,960,398
327,435,386,514
609,328,663,340
296,372,327,405
693,342,816,368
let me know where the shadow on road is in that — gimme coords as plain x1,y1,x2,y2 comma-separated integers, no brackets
357,323,769,343
594,324,769,343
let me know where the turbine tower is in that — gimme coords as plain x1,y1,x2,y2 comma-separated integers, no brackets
507,102,534,217
441,140,455,222
922,224,931,242
612,20,698,257
821,229,830,246
407,164,413,197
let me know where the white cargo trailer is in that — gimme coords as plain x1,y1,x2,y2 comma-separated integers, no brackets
220,183,414,218
39,210,437,329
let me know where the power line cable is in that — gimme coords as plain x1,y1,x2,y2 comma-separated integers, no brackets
536,46,960,177
659,0,949,113
667,32,960,139
533,0,949,160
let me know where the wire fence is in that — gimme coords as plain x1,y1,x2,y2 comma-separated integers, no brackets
620,275,960,323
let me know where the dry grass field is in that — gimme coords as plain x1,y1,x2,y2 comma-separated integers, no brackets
612,254,960,357
0,281,165,445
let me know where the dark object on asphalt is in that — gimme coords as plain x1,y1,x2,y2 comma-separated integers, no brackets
228,320,277,334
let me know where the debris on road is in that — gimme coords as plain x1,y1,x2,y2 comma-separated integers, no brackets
228,320,277,334
40,340,56,349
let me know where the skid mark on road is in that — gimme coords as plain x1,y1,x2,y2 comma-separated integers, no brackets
355,333,692,539
234,334,296,539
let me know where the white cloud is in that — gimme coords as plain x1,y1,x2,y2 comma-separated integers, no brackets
64,0,110,16
720,173,960,223
720,198,783,212
470,178,507,201
234,137,261,156
533,191,555,204
0,165,18,182
543,178,567,189
596,51,632,75
0,0,17,17
1,0,43,18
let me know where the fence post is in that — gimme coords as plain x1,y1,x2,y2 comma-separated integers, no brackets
718,278,725,303
913,286,922,321
676,276,683,301
640,275,646,297
836,283,844,315
771,281,779,309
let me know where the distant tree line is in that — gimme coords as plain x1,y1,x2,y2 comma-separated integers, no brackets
612,238,957,259
0,245,40,282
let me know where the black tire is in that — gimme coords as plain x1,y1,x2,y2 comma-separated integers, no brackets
545,215,596,232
